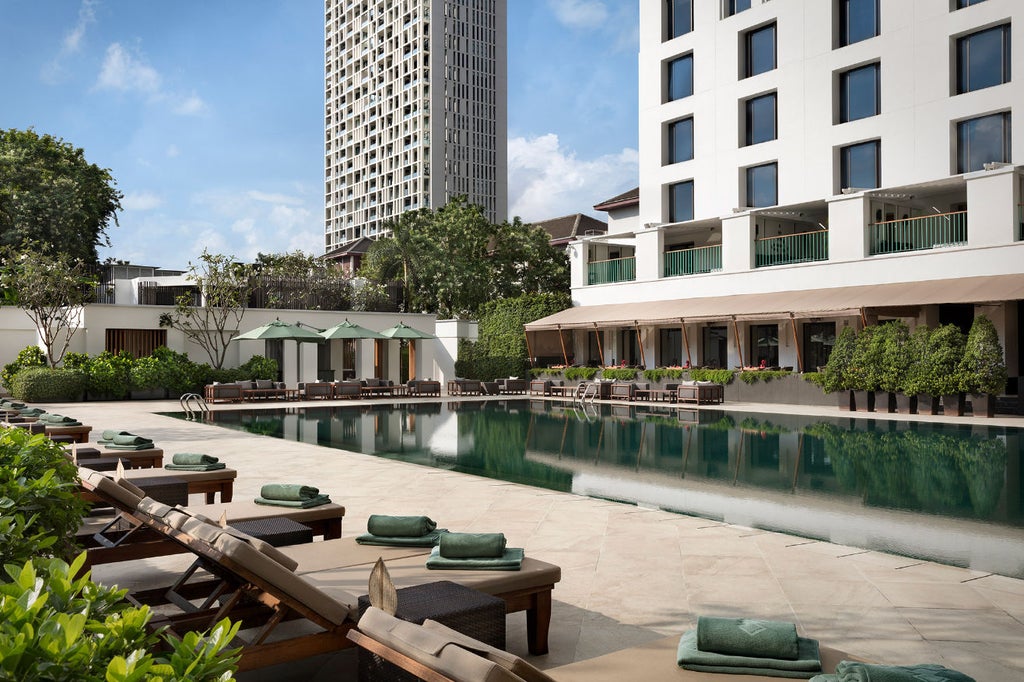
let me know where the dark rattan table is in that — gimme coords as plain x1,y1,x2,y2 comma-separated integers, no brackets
230,517,313,547
357,580,506,681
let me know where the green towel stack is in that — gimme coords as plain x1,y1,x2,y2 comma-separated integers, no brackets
254,483,331,508
105,433,155,450
97,430,133,444
810,661,976,682
677,628,822,678
438,532,507,559
165,453,225,472
697,616,800,660
19,407,46,417
425,545,524,571
39,414,82,426
356,515,444,546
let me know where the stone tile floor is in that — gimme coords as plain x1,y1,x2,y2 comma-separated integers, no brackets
46,397,1024,681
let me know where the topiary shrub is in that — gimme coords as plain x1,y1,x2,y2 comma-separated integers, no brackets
9,367,86,402
1,345,47,393
80,350,134,399
924,324,967,396
820,325,856,393
131,346,202,396
847,325,883,391
902,325,932,396
878,320,911,394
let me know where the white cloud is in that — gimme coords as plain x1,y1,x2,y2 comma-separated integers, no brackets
508,133,637,221
173,92,206,115
42,0,97,84
248,190,305,206
122,191,163,211
166,144,180,158
96,42,161,93
549,0,608,30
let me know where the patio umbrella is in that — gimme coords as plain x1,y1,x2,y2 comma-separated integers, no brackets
379,322,435,383
319,318,387,340
232,319,325,342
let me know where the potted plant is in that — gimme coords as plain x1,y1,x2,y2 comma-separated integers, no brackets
848,326,881,412
903,325,934,414
959,315,1006,418
926,324,967,416
820,325,857,410
878,320,913,413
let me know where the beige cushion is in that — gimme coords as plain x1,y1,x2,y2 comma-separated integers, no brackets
180,517,299,572
421,619,556,682
136,497,173,518
115,476,147,500
87,472,142,510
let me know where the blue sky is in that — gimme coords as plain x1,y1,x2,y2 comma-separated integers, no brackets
0,0,638,267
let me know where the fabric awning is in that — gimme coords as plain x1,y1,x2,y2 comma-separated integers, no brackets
524,274,1024,330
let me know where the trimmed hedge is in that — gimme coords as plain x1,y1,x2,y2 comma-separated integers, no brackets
9,367,86,402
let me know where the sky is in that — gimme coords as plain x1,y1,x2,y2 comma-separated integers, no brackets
0,0,639,268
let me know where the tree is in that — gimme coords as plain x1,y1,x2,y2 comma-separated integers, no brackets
0,247,97,367
250,249,352,310
489,217,569,299
360,209,432,311
0,129,122,264
960,314,1006,395
159,250,254,369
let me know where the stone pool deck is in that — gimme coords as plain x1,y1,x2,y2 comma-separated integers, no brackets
45,397,1024,681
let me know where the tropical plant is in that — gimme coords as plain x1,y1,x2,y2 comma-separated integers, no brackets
689,368,735,384
1,345,46,392
819,325,856,393
599,368,637,381
959,314,1006,395
877,320,911,394
238,354,279,381
564,366,599,381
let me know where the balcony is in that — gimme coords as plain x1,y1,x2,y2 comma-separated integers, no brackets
869,211,966,256
588,257,635,285
663,245,722,277
755,230,829,268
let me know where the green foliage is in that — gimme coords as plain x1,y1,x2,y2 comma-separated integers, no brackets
238,354,278,381
599,368,637,381
9,367,86,402
130,347,198,396
923,324,967,395
801,371,826,389
0,554,240,681
960,315,1006,395
688,368,735,384
80,350,134,399
1,346,46,392
564,366,599,381
0,128,123,264
820,325,856,393
847,326,884,391
0,427,87,565
738,369,791,384
642,368,686,383
877,320,911,394
902,325,931,396
251,250,353,311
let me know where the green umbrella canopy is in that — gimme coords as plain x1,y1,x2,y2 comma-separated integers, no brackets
320,318,387,340
379,321,435,339
232,320,324,342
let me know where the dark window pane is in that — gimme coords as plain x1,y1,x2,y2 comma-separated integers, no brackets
957,113,1011,173
746,163,777,207
669,118,694,163
957,0,988,7
667,55,693,101
746,24,776,78
745,93,776,145
840,0,879,46
957,25,1011,94
841,141,880,189
670,181,694,222
667,0,692,39
727,0,752,17
840,63,880,122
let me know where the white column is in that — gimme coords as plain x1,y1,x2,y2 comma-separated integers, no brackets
966,166,1018,247
721,213,755,272
827,192,870,260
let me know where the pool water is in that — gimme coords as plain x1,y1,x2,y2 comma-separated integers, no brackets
179,400,1024,577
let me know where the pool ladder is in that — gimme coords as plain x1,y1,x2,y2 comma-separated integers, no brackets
574,382,598,405
179,393,210,420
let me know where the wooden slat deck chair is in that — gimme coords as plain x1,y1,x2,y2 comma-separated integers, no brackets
77,463,237,503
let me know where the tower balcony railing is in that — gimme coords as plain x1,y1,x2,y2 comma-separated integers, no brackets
588,257,635,285
663,245,722,277
755,230,829,268
869,211,967,255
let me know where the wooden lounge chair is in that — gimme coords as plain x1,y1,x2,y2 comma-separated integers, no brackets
348,606,856,682
676,381,724,405
44,423,93,443
77,464,237,503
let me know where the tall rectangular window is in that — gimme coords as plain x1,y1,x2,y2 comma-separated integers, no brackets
956,0,988,7
745,23,776,78
667,54,694,101
745,92,777,145
839,0,879,47
670,180,694,222
725,0,752,17
668,117,694,164
839,63,880,122
666,0,692,39
957,24,1011,94
840,140,880,190
957,112,1011,173
746,162,777,207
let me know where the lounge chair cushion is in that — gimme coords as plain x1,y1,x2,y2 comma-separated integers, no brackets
115,476,147,500
85,471,143,510
421,617,556,682
179,516,299,572
136,497,173,519
358,606,524,682
255,379,273,390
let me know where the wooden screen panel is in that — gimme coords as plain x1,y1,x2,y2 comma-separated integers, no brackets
105,329,168,358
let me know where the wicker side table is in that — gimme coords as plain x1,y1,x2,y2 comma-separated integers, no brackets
357,581,506,682
129,476,189,507
230,517,314,547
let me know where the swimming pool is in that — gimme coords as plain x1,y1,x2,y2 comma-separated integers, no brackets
181,400,1024,577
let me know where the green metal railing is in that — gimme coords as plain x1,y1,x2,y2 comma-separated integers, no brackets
869,211,967,255
588,256,636,285
754,230,829,268
663,245,722,277
1018,204,1023,241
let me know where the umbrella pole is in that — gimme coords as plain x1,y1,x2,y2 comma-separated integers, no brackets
408,340,416,382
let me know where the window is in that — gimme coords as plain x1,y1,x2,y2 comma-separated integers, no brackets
105,329,168,358
956,24,1011,94
670,180,695,222
957,112,1011,173
956,0,988,8
666,0,692,39
667,54,694,101
750,324,779,367
725,0,752,17
744,23,776,78
668,118,694,164
839,0,879,47
746,162,777,207
745,93,777,145
840,140,880,190
839,63,880,122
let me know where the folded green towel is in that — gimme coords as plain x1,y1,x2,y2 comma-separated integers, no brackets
112,434,153,446
697,615,799,660
44,414,78,424
259,483,320,501
101,429,132,441
438,532,507,559
7,402,26,409
254,494,331,508
105,443,156,451
425,546,523,571
20,408,46,416
366,514,437,537
165,463,227,472
355,529,447,547
46,421,82,427
809,661,976,682
172,453,219,465
677,630,821,678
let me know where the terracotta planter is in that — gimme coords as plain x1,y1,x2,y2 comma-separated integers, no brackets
941,393,965,416
838,390,855,411
916,394,939,415
852,390,875,412
894,393,917,414
969,393,995,418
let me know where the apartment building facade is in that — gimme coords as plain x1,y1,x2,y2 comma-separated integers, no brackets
324,0,507,257
529,0,1023,384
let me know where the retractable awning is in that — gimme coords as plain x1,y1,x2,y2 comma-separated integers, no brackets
524,274,1024,330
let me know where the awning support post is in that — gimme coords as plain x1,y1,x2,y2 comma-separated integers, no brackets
524,330,535,368
634,321,646,368
732,317,744,368
592,323,605,366
680,318,691,367
790,314,803,373
557,325,569,366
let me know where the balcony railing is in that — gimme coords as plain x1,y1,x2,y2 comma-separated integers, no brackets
755,230,829,268
663,245,722,277
869,211,967,256
1018,204,1023,241
588,257,635,285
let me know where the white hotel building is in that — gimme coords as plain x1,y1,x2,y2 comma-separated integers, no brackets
323,0,507,256
528,0,1023,388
